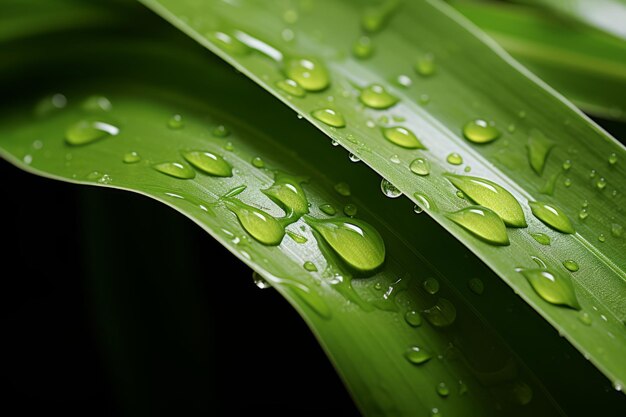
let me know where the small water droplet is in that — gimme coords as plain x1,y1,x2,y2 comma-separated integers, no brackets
578,208,588,220
276,79,306,97
65,120,119,145
34,93,67,116
286,230,308,243
423,278,440,295
463,119,500,144
82,95,112,112
529,201,575,234
153,162,196,179
262,172,309,219
446,206,509,245
361,0,399,33
518,268,580,309
382,126,425,149
334,182,351,196
23,154,32,164
404,310,422,327
251,156,265,168
320,204,337,215
183,150,233,177
390,154,401,164
208,31,251,55
468,278,484,295
353,36,374,59
212,124,230,137
436,382,450,397
168,114,183,129
413,204,423,214
303,261,318,272
430,407,442,417
252,271,271,289
530,232,551,245
608,153,618,165
527,129,554,175
396,74,412,88
306,216,385,273
598,233,606,242
312,108,346,127
404,346,431,365
446,153,463,165
596,177,607,190
331,139,339,146
418,94,430,105
414,193,436,212
507,124,516,133
281,28,295,42
562,160,572,171
123,151,141,164
564,178,572,187
409,158,430,176
589,169,597,178
360,84,398,109
423,298,457,327
414,53,436,77
284,57,330,91
225,198,285,246
381,179,402,198
611,223,624,237
563,260,579,272
578,311,592,325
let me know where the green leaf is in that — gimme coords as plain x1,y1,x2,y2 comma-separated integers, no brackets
451,0,626,120
137,0,626,390
0,32,571,416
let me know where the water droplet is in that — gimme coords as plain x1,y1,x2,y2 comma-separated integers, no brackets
430,408,442,417
444,174,526,227
305,216,385,273
390,154,401,164
331,139,339,146
413,204,423,214
153,162,196,179
578,311,591,325
320,204,337,215
252,271,271,289
281,28,295,42
519,268,580,309
123,151,141,164
530,232,550,245
404,346,431,365
468,278,484,295
423,278,440,295
168,114,183,129
423,298,457,327
396,74,412,88
359,84,398,109
382,126,425,149
531,256,548,269
608,153,618,165
65,120,119,145
334,182,351,196
208,31,251,55
414,53,436,77
82,95,112,112
436,382,450,397
34,93,67,116
284,57,330,91
526,129,554,175
611,223,624,237
225,198,285,246
419,94,430,105
446,206,509,245
598,233,606,242
182,150,232,177
276,79,306,97
563,260,579,272
404,310,422,327
23,154,32,164
414,193,436,212
509,381,533,405
446,153,463,165
596,177,607,190
564,178,572,187
286,230,308,243
262,172,309,219
578,208,588,220
303,261,318,272
353,36,374,59
348,153,361,162
251,156,265,168
463,119,500,144
456,191,466,199
312,108,346,127
361,0,399,33
409,158,430,176
528,201,575,234
507,124,516,133
562,160,572,171
381,179,402,198
212,124,230,137
343,204,358,217
589,169,597,178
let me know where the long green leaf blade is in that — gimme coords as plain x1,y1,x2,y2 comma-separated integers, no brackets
138,0,626,389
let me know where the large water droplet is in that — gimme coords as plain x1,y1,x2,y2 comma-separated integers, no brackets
183,150,232,177
563,260,579,272
65,120,119,145
382,126,425,149
284,57,330,91
276,79,306,97
404,346,431,365
446,206,509,245
353,36,374,59
527,129,555,175
530,232,551,245
262,172,309,219
343,204,358,217
414,53,436,77
519,268,580,309
312,108,346,127
423,298,457,327
463,119,500,144
153,162,195,179
225,199,285,246
404,310,422,327
445,174,526,227
360,84,398,109
529,201,575,234
381,179,402,198
306,216,385,273
410,158,430,176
